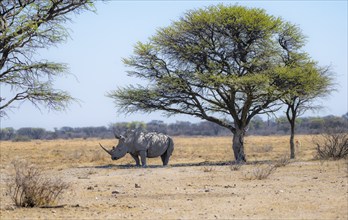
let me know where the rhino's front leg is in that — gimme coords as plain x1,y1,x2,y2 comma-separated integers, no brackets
130,153,140,167
139,150,147,167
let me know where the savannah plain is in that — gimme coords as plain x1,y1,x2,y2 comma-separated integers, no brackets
0,135,347,219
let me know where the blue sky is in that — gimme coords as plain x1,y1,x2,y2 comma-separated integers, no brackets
1,1,347,130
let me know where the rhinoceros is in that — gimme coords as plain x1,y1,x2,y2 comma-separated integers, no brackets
99,130,174,167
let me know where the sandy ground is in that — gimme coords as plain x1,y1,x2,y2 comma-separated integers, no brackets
0,136,347,219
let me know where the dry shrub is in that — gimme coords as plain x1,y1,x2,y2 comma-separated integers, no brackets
274,154,290,167
243,163,277,180
202,166,215,172
7,160,69,207
230,163,242,171
314,129,348,160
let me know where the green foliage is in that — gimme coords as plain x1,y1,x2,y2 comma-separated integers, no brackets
276,63,332,104
109,5,302,135
0,0,95,116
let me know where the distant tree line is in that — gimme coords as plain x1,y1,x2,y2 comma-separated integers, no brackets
1,113,347,141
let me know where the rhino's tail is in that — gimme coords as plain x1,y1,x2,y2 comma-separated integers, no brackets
162,137,174,166
167,137,174,155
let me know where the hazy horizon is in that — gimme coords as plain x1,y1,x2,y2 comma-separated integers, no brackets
2,111,346,132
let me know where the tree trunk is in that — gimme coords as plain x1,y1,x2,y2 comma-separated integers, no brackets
286,104,297,160
290,123,295,159
232,129,246,163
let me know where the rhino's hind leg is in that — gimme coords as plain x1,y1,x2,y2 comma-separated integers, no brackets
161,153,167,166
161,139,174,166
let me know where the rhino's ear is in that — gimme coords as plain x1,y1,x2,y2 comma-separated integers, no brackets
114,132,121,140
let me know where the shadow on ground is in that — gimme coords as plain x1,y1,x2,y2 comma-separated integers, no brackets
80,160,275,169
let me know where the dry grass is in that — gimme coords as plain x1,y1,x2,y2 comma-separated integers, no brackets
0,135,347,219
274,154,291,167
0,135,317,169
202,166,215,172
230,163,243,171
242,163,277,180
250,145,273,153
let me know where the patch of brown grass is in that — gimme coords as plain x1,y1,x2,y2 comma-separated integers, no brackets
0,136,346,219
0,135,317,170
230,163,243,171
250,145,273,153
274,154,291,167
202,166,215,172
242,163,277,180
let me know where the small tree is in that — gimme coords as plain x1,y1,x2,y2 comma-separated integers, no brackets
0,0,94,117
282,65,332,159
109,5,313,162
276,24,334,159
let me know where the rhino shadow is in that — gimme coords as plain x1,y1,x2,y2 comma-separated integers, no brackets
90,160,273,169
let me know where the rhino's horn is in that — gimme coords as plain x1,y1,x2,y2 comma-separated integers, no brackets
99,143,112,155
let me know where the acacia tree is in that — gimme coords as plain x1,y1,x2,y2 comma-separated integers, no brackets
278,64,333,159
0,0,94,117
109,5,310,162
277,24,334,159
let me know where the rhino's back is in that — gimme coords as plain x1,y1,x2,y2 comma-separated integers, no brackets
145,133,170,157
129,132,169,157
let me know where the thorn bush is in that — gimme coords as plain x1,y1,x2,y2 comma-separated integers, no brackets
314,129,348,160
7,160,69,207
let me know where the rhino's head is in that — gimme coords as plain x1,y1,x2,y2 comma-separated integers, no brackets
99,133,128,160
